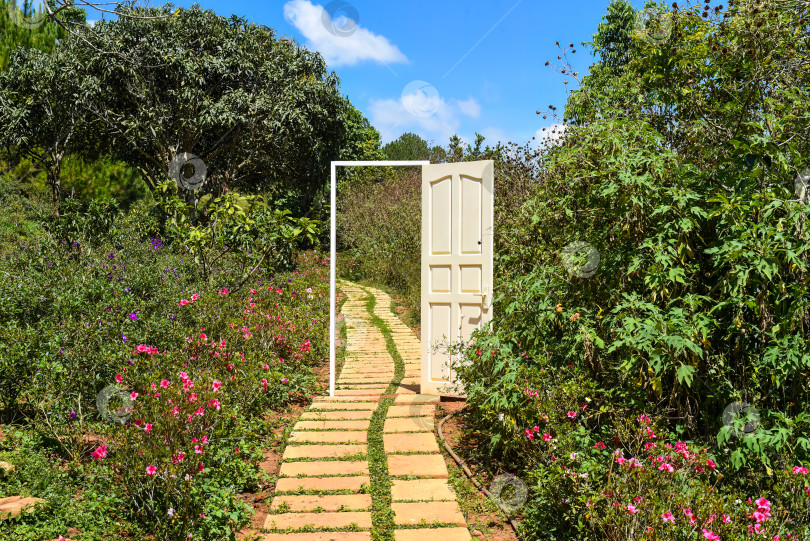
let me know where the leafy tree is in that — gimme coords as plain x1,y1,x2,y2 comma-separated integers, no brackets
0,0,69,70
460,0,810,494
382,132,430,161
63,4,348,207
0,46,92,211
338,103,384,161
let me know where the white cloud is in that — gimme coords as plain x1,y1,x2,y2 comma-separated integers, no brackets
283,0,408,67
456,98,481,118
86,19,98,27
368,91,482,146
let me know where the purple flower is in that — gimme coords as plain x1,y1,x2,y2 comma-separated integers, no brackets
121,333,127,343
124,287,130,292
129,313,138,321
59,348,64,354
69,409,77,420
170,315,176,321
126,360,134,366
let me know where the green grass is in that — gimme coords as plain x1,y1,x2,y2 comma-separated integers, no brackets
360,286,405,541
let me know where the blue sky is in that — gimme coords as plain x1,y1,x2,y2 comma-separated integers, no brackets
80,0,622,148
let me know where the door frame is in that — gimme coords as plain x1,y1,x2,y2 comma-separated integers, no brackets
328,161,430,396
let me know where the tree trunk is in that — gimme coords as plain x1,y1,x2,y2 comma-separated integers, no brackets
49,157,62,217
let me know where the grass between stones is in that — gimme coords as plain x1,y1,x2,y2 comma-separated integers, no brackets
361,287,406,541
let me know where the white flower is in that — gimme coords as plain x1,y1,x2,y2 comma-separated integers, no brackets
168,508,174,516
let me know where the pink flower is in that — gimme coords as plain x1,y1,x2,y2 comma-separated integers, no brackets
569,452,578,460
160,379,170,388
662,512,674,522
130,391,139,400
191,294,200,301
195,444,203,454
281,377,289,383
594,441,606,450
179,371,188,380
626,503,639,514
263,364,269,370
542,433,552,442
567,411,577,419
91,444,108,460
187,393,197,402
702,529,720,540
658,462,674,473
115,374,123,383
144,423,153,433
179,299,189,307
756,497,771,510
209,398,221,411
707,459,717,470
146,465,157,475
262,378,268,389
637,414,651,424
722,514,732,524
793,466,808,475
172,452,185,464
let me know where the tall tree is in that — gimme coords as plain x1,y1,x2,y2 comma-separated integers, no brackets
65,4,348,205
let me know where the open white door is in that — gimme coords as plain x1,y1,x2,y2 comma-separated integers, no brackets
421,160,494,396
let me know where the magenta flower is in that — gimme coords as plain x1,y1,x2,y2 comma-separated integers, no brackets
146,465,157,475
179,299,189,307
212,380,221,392
658,462,674,473
281,377,289,383
661,511,674,523
115,374,123,383
91,445,108,461
594,441,606,450
144,423,152,433
626,503,639,514
702,529,719,540
130,391,139,400
567,411,577,419
793,466,808,475
160,379,170,389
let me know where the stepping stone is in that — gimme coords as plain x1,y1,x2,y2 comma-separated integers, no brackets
335,390,385,396
394,395,440,404
261,533,372,541
263,511,372,530
338,378,391,384
279,461,368,477
392,502,465,526
337,385,390,390
300,410,374,420
275,476,370,492
289,431,367,444
391,479,456,501
384,433,440,454
394,385,419,395
0,496,44,519
387,405,435,417
283,444,365,460
313,396,379,402
387,455,448,478
0,461,14,474
309,403,378,410
270,494,372,511
294,421,370,431
384,417,434,433
394,528,471,541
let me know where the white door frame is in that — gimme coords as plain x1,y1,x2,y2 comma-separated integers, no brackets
329,161,430,396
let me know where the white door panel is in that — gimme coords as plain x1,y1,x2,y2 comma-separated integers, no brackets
421,160,493,395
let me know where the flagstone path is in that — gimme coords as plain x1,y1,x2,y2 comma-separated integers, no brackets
261,282,471,540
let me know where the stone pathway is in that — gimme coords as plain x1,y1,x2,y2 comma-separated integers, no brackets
261,282,471,540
